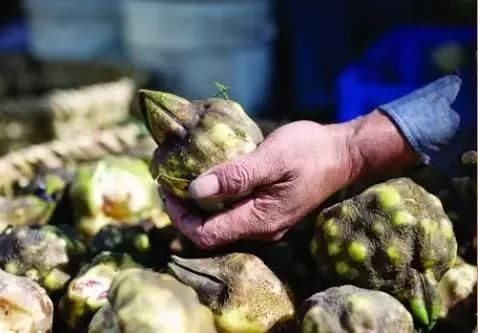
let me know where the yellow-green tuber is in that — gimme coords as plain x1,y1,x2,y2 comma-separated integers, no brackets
0,224,86,293
139,90,263,211
168,252,295,333
298,285,414,333
89,268,217,333
59,252,140,331
70,156,170,240
312,178,457,329
0,268,53,332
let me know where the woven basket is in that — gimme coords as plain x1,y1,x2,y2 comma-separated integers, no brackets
0,55,148,154
0,122,155,196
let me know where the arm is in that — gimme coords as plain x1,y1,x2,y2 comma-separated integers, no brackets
162,75,468,249
161,111,419,249
379,74,476,176
346,110,420,181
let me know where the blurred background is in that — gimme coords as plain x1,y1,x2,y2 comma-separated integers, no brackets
0,0,475,148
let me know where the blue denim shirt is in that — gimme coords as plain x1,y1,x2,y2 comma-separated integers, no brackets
379,75,476,176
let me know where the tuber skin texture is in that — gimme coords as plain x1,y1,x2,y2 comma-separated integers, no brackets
435,260,477,331
298,285,414,333
70,156,170,240
0,268,54,333
312,177,457,329
139,90,264,211
59,252,140,331
89,268,217,333
0,224,86,293
168,252,295,333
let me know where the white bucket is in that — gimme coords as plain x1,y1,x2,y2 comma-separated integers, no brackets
121,0,276,116
24,0,122,61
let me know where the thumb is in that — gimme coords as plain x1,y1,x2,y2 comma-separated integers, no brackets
189,145,283,199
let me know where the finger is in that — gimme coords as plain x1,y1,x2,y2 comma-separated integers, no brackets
162,191,289,249
160,191,205,242
189,142,285,200
198,196,285,249
251,228,289,242
160,191,251,250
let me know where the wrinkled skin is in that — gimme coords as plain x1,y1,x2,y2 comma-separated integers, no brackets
90,268,217,333
139,90,263,210
70,156,170,240
312,178,457,329
0,268,53,332
435,260,477,331
161,110,419,250
59,252,139,331
298,285,414,333
168,252,295,333
0,224,86,293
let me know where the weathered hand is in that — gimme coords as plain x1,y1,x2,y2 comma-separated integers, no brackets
161,111,419,249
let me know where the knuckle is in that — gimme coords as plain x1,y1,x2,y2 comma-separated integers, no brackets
262,221,282,235
262,139,287,169
194,234,215,250
221,162,254,194
255,207,290,239
262,144,284,171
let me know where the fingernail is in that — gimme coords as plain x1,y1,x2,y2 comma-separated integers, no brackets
189,174,220,199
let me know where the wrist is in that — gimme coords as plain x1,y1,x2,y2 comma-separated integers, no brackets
343,110,421,182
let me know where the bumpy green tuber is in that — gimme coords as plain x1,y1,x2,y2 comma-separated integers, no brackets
0,173,66,231
70,156,170,240
0,196,53,231
436,260,477,331
88,303,120,333
312,178,457,329
59,252,140,331
0,268,53,332
90,225,155,266
298,285,414,333
139,90,263,210
0,224,86,293
89,268,217,333
168,252,295,333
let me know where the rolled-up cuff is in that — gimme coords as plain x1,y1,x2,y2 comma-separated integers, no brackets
379,75,462,172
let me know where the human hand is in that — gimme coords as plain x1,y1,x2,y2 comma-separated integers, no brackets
160,118,357,249
161,111,419,249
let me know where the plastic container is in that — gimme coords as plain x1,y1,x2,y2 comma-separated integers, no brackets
336,26,476,122
121,0,276,116
24,0,122,61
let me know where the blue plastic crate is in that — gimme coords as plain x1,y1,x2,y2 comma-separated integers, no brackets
337,25,476,122
0,20,27,53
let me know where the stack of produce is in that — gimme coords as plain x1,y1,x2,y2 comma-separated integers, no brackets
0,88,472,333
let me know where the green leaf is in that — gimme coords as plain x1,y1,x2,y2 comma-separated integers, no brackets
213,81,230,99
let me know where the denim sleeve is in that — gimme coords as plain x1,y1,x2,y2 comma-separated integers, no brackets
379,74,476,176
